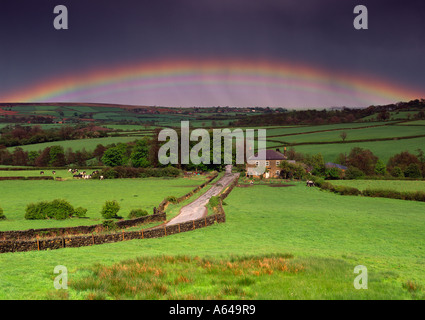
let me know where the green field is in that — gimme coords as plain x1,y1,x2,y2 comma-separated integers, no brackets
6,136,140,153
1,181,424,299
266,125,425,144
287,136,425,163
0,176,208,232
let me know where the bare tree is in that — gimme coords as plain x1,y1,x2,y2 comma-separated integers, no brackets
340,131,348,142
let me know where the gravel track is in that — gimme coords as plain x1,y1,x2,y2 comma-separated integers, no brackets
166,173,240,225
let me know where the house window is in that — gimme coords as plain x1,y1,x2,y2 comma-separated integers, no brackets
276,170,280,176
255,161,259,166
276,161,280,166
265,161,270,166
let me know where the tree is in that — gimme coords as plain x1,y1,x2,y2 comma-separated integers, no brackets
404,163,422,178
34,147,51,167
93,144,106,161
391,166,404,178
279,161,306,180
101,147,126,167
347,147,378,176
374,159,387,176
100,200,121,219
11,147,29,166
387,151,419,174
49,145,66,167
304,153,325,176
131,138,150,168
416,149,425,177
340,131,348,142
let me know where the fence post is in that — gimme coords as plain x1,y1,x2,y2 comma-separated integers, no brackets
36,235,40,251
193,220,195,230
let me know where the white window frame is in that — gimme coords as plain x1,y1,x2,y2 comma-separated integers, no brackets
265,161,270,166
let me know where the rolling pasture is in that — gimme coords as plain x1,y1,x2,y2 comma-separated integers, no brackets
1,107,425,300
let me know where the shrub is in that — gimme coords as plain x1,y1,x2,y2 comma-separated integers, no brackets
102,220,118,231
74,207,88,218
0,207,6,220
165,196,178,204
361,189,425,202
404,163,422,179
326,167,343,180
208,196,221,208
101,200,121,219
345,166,365,180
332,185,361,196
49,199,75,220
312,177,325,187
320,181,334,191
128,209,149,219
391,166,404,178
25,199,74,220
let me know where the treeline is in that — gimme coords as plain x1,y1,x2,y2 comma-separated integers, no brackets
0,124,109,148
234,99,425,126
0,130,242,172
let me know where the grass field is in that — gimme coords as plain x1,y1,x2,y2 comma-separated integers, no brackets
0,176,208,232
6,136,140,153
1,181,424,299
267,125,425,144
288,136,425,163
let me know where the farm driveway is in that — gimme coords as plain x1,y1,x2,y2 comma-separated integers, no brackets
166,173,240,225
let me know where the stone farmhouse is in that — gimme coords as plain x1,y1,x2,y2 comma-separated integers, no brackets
246,149,294,178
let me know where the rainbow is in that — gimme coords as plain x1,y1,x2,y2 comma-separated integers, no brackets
2,58,423,107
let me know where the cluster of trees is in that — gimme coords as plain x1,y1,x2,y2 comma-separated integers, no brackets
284,146,425,180
0,129,244,171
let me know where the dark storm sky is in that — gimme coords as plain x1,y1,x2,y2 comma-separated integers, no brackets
0,0,424,107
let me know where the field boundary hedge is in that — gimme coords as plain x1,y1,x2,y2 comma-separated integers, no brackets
313,178,425,202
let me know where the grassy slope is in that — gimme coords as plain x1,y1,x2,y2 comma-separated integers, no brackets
1,182,424,299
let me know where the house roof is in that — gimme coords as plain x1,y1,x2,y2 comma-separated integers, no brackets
248,150,286,161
